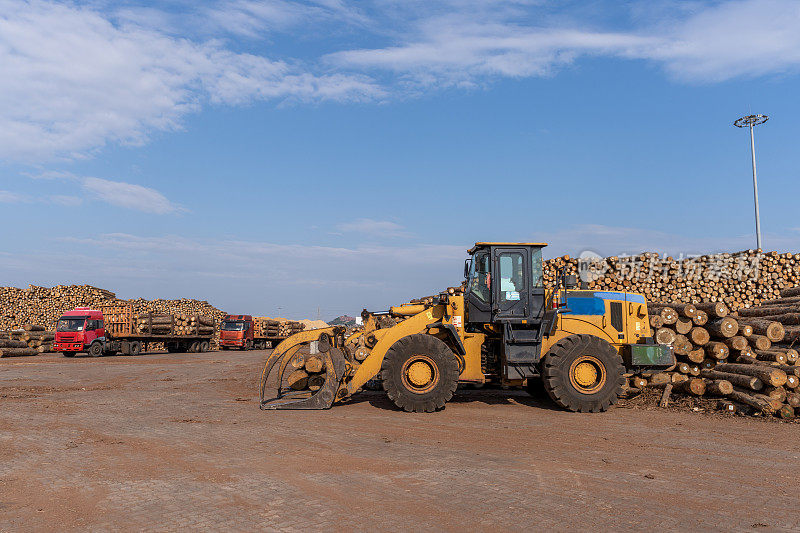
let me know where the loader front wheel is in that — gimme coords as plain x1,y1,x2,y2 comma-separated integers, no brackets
382,334,459,413
541,334,625,413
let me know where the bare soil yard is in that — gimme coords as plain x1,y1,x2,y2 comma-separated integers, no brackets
2,351,799,531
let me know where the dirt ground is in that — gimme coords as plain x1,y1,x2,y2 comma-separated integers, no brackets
2,350,800,531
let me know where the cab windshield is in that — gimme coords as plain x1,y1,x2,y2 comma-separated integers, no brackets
57,317,86,332
221,321,245,331
468,252,491,303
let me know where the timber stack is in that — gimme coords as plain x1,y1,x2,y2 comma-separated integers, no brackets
0,324,55,357
254,318,305,338
544,249,799,310
632,285,800,419
0,285,227,349
134,313,216,336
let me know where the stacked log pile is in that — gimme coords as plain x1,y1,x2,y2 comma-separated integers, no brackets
0,324,54,357
0,285,118,331
635,288,800,419
544,250,799,310
285,352,328,392
254,318,305,338
134,313,215,336
0,285,227,350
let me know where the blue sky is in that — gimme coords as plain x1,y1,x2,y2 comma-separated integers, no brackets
1,0,799,319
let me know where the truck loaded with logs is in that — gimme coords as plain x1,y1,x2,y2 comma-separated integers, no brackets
219,314,305,350
53,304,216,357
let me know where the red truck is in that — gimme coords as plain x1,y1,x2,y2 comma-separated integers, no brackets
219,314,274,350
54,305,214,357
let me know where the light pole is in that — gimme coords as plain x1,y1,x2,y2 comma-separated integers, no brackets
734,114,769,250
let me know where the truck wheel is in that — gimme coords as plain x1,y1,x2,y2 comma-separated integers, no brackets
62,352,76,357
88,343,103,357
245,340,253,351
130,341,142,356
189,341,200,353
381,334,459,413
541,334,625,413
199,341,210,352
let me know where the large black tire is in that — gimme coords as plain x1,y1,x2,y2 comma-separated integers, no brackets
129,341,142,356
88,342,103,357
189,341,200,353
199,341,210,353
541,334,625,413
381,334,459,413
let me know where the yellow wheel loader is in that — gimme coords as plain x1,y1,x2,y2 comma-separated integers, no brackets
259,243,675,413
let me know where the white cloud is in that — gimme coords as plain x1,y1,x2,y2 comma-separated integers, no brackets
0,190,28,203
335,218,410,238
48,195,82,207
328,0,800,87
80,177,182,214
0,0,381,162
16,171,182,213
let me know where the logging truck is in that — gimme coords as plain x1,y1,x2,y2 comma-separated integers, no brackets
220,314,273,350
54,305,215,357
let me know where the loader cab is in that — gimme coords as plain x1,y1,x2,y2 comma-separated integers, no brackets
465,242,547,326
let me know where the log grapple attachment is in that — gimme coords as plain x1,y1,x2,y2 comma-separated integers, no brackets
259,326,348,410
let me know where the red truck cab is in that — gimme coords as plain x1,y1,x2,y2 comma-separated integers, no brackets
54,308,105,357
220,315,254,350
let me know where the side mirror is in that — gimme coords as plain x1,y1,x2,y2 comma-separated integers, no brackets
464,258,471,279
565,275,578,289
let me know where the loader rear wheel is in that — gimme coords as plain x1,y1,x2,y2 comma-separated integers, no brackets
541,334,625,413
381,334,459,413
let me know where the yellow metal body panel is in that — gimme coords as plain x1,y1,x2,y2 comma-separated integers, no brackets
542,291,651,356
347,305,445,393
460,333,487,382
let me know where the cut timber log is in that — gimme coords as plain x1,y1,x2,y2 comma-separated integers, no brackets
705,342,729,360
692,310,709,326
688,327,710,346
694,302,729,318
722,336,748,351
706,318,738,338
304,355,324,374
0,347,37,357
739,324,754,337
673,335,692,356
728,390,777,415
787,392,800,408
655,328,675,345
714,363,787,387
287,370,309,390
675,318,693,335
649,315,665,329
749,335,771,351
706,379,734,396
761,386,787,403
675,378,705,396
659,383,673,408
670,303,697,318
700,369,763,391
307,375,326,391
754,350,788,364
289,353,306,369
735,319,785,342
686,349,705,364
